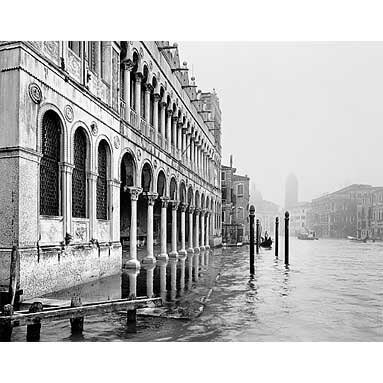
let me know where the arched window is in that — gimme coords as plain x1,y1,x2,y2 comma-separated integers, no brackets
40,111,62,216
72,128,87,218
97,140,109,220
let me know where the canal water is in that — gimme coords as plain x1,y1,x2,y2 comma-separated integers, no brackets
11,238,383,341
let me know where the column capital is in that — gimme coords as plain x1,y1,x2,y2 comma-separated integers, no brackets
167,108,174,116
153,93,161,102
170,200,180,210
180,203,188,212
121,59,134,71
172,115,178,122
144,83,153,93
194,208,201,215
145,192,158,206
108,178,122,188
59,162,75,174
87,170,98,181
160,101,167,108
160,196,169,208
188,206,195,214
128,186,143,201
135,72,143,82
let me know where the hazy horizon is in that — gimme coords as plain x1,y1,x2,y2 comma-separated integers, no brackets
179,42,383,207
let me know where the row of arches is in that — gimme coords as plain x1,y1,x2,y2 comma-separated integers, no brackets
39,109,221,236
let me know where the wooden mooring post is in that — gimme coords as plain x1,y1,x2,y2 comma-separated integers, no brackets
249,205,255,275
0,304,13,341
70,296,84,334
27,302,43,341
126,304,137,333
256,218,260,255
284,211,289,266
275,217,279,258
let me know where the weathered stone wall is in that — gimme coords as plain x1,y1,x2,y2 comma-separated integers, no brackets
19,244,122,300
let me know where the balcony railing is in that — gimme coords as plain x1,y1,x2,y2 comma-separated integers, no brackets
157,132,162,148
130,109,139,129
120,99,126,120
140,118,148,136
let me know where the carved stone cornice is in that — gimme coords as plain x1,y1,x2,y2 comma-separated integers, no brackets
146,192,158,206
128,186,143,201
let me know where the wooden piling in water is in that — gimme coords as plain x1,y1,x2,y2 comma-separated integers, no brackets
126,304,137,333
9,246,19,307
70,296,84,334
275,217,279,258
0,304,13,341
284,211,289,266
26,302,43,341
249,205,255,275
256,218,260,255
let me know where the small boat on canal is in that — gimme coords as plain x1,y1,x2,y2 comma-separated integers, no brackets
259,236,272,249
297,230,319,240
347,236,367,243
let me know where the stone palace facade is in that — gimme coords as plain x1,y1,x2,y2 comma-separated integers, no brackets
0,41,222,300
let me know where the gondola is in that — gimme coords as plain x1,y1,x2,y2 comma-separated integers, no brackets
259,237,272,249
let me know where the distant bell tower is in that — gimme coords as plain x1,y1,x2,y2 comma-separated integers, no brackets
285,173,298,208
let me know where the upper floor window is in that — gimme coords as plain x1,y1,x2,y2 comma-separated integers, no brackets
221,171,226,181
68,41,81,56
88,41,98,73
237,184,244,196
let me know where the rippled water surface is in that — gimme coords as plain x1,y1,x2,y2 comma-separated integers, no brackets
11,238,383,341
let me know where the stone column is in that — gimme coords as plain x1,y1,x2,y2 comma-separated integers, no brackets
166,109,173,143
60,162,74,237
200,209,206,252
143,192,158,265
157,197,169,301
177,122,182,152
88,171,97,243
181,129,188,159
122,60,133,123
134,73,142,117
179,203,187,257
169,201,179,258
126,186,142,270
160,101,166,138
153,94,160,142
109,179,121,243
188,206,194,253
187,206,195,290
205,211,211,249
172,116,178,148
194,208,200,253
144,84,152,123
158,197,169,260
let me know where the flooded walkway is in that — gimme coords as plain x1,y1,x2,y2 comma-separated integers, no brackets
10,238,383,341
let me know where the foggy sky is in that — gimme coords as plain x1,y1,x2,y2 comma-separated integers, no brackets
178,42,383,207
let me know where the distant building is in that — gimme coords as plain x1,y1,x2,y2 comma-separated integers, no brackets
289,202,312,236
249,183,280,236
356,187,383,239
307,184,372,238
221,157,250,244
285,173,298,209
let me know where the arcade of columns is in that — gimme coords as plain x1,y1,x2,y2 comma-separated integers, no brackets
121,61,219,183
123,186,213,300
119,53,219,300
